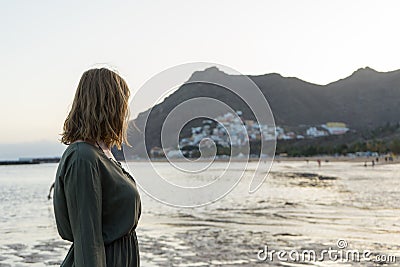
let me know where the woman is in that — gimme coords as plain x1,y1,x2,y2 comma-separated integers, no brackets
53,68,141,267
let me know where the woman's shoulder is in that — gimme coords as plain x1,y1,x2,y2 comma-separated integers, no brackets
58,142,102,171
70,142,101,158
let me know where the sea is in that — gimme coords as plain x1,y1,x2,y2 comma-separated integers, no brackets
0,160,399,266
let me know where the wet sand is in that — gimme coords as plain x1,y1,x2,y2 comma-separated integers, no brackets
0,161,399,266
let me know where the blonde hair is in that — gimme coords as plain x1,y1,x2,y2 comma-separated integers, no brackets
61,68,131,150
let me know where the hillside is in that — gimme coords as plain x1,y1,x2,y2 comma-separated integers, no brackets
126,67,400,156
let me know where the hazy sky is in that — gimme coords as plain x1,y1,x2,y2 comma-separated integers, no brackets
1,0,400,158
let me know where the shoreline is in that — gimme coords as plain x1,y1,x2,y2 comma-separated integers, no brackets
2,155,398,166
123,155,400,165
274,155,399,164
0,157,60,166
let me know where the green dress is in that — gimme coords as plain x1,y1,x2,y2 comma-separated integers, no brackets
53,142,141,267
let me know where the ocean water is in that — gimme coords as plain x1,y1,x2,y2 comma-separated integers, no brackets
0,161,399,266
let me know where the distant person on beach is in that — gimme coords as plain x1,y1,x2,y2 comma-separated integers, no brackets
47,182,55,200
317,159,321,167
53,68,141,267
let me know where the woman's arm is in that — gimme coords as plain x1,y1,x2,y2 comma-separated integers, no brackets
63,158,106,267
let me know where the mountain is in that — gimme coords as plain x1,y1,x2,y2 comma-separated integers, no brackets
127,66,400,156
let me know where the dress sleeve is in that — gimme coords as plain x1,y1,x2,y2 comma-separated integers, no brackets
63,158,106,267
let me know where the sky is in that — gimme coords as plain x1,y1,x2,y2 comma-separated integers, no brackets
1,0,400,159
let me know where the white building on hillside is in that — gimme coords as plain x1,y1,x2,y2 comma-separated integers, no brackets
322,122,349,135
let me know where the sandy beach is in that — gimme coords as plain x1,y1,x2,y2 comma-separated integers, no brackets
0,160,399,266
